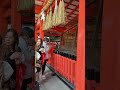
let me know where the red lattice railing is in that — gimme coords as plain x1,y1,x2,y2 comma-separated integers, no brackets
48,52,76,85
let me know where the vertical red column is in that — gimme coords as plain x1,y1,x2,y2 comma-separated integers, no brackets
11,0,21,35
99,0,120,90
75,0,85,90
39,20,44,40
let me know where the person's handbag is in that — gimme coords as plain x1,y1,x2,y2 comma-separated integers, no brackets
3,61,14,82
41,53,46,65
35,51,41,60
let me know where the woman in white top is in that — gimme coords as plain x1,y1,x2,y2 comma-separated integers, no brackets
41,38,50,78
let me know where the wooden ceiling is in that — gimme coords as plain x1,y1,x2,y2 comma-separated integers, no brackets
35,0,99,37
35,0,79,36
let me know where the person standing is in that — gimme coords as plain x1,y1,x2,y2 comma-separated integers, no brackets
35,38,43,82
41,38,50,78
0,29,24,90
19,27,34,90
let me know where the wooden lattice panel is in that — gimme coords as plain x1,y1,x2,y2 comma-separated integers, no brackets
60,26,77,55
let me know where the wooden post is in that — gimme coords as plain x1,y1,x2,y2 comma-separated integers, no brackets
75,0,85,90
11,0,21,35
39,20,44,40
99,0,120,90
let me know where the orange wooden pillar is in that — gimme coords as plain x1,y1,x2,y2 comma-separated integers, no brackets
99,0,120,90
35,20,44,41
75,0,85,90
11,0,21,35
38,20,44,40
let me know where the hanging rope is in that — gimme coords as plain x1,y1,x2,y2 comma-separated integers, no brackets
58,0,66,25
52,0,59,26
48,7,53,28
38,0,67,30
38,0,54,18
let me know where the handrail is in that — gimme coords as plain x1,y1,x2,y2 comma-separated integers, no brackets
54,50,76,61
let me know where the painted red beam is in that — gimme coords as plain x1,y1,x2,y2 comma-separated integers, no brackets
63,24,77,33
70,14,78,21
45,33,61,36
52,26,66,32
68,15,74,18
44,27,65,33
67,7,76,11
66,14,78,26
35,23,66,34
65,0,73,9
70,28,77,32
44,26,66,33
67,15,77,19
65,1,78,7
35,5,42,14
67,18,76,25
66,11,78,15
67,5,79,18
